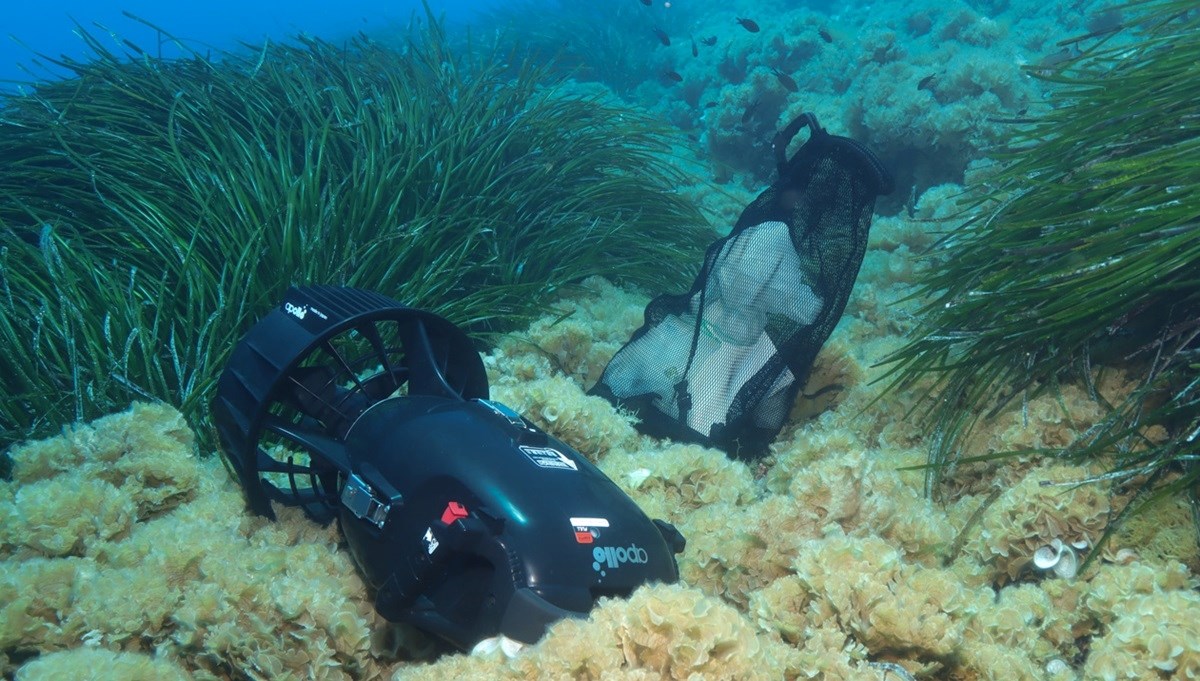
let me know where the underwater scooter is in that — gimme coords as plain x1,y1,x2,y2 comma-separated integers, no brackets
211,285,684,651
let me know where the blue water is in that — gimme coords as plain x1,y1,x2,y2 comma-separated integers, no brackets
1,0,501,88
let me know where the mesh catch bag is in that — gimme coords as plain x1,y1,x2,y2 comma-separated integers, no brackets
591,113,893,459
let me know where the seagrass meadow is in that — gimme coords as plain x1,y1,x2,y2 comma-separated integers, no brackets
879,0,1200,560
0,14,707,451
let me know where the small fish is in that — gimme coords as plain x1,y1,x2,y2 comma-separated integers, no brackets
817,27,833,43
1038,47,1079,70
736,17,760,33
771,67,798,93
917,73,937,91
691,37,698,57
701,35,717,46
741,97,761,124
652,27,670,47
639,0,651,5
662,69,683,83
704,101,717,108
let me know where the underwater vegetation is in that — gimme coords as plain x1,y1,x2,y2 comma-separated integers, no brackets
883,0,1200,553
478,0,1122,214
0,12,707,450
5,1,1200,679
4,277,1199,678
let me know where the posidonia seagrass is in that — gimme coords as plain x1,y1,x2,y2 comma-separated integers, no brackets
0,11,708,450
879,0,1200,561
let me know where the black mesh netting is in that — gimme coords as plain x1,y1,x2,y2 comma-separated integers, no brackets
591,113,893,460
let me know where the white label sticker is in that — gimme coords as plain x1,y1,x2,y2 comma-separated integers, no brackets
569,517,610,528
520,445,577,471
570,517,610,544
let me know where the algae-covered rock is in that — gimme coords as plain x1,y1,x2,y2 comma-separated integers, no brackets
14,647,191,681
393,584,800,681
1,402,384,681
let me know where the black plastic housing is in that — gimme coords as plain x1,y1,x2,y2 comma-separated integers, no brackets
211,285,684,650
344,395,682,647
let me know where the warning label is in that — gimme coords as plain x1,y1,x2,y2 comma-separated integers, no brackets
570,516,609,544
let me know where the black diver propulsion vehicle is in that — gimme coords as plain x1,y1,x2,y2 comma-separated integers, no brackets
211,285,684,650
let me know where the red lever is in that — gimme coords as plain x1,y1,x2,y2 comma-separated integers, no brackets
441,501,469,525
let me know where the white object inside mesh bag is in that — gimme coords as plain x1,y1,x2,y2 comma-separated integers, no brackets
602,220,823,435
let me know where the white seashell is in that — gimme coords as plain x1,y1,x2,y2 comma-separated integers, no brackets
1033,544,1061,570
499,636,525,658
471,636,501,656
1071,539,1090,551
1053,544,1079,579
1046,658,1070,674
1032,538,1083,578
471,635,525,658
628,467,652,488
